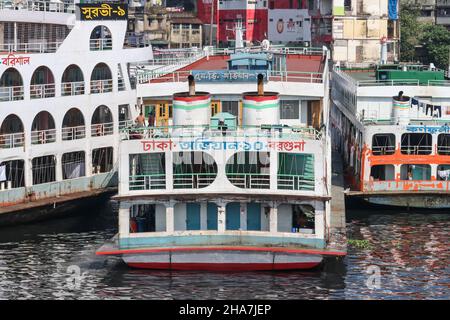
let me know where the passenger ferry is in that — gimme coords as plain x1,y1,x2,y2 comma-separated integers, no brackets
331,64,450,209
0,1,151,217
97,28,347,270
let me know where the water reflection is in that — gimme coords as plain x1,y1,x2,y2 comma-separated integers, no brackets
0,202,448,299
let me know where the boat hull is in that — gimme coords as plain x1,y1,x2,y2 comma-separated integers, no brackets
362,194,450,209
122,250,323,271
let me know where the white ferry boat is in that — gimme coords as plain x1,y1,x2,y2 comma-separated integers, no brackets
0,1,151,219
97,31,346,270
331,64,450,209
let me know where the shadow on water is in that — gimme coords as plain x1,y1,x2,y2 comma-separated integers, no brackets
0,199,448,299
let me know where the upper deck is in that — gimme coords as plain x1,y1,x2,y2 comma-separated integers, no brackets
136,46,329,99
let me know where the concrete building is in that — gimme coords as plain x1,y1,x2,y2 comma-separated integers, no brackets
437,0,450,29
331,0,400,65
169,13,203,48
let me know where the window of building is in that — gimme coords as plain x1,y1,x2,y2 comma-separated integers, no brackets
372,134,396,155
280,100,300,119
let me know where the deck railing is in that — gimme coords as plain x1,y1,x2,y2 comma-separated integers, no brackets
0,86,24,101
62,125,86,141
226,173,270,189
400,145,433,155
371,145,396,155
89,38,112,51
0,1,75,13
129,174,166,190
137,69,323,84
0,132,24,149
120,124,322,141
91,122,114,137
173,173,217,189
118,78,126,91
0,42,63,53
90,79,113,94
437,145,450,155
61,81,85,96
30,84,55,99
31,129,56,144
277,174,315,191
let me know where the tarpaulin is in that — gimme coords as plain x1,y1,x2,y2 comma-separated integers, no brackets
388,0,398,20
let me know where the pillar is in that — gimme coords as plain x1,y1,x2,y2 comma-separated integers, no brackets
240,202,247,231
200,202,207,230
269,204,278,234
217,203,226,232
118,202,131,237
166,202,175,233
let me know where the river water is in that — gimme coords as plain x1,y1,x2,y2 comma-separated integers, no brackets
0,200,448,300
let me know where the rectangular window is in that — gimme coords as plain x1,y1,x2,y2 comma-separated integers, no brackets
221,101,239,117
280,100,300,119
32,155,56,185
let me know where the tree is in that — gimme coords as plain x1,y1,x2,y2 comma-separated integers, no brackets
421,24,450,69
399,2,422,63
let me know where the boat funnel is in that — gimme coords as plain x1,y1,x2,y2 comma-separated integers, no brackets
172,76,211,127
392,91,411,125
242,74,280,127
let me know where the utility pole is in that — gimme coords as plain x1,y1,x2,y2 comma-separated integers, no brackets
209,0,215,46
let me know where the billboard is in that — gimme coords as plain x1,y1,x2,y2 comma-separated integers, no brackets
268,9,311,43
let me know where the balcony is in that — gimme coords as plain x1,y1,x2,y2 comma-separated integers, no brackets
31,129,56,144
89,38,112,51
90,79,113,94
61,81,85,96
0,86,24,101
30,84,55,99
91,122,114,137
62,125,86,141
0,132,24,149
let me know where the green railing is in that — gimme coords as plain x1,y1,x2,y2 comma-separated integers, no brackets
226,173,270,189
129,174,166,190
277,174,315,191
173,173,217,189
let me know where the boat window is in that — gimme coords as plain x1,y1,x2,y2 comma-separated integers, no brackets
400,164,431,181
30,66,55,99
0,159,25,189
0,68,24,101
221,101,239,117
292,205,315,233
62,108,85,141
32,155,56,185
129,153,166,190
372,134,395,155
370,165,395,181
91,105,113,137
437,134,450,155
61,65,84,96
62,151,86,180
437,165,450,181
130,204,156,233
280,100,300,120
278,153,315,191
92,147,113,174
226,152,270,189
31,111,56,144
401,133,432,155
90,25,112,51
173,152,217,189
0,114,24,149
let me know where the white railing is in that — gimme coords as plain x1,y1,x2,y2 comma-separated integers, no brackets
437,145,450,155
0,42,63,53
356,79,420,87
400,145,433,155
227,173,270,189
0,132,24,149
31,129,56,144
428,80,450,86
61,81,85,96
91,122,114,137
277,175,315,191
62,125,86,141
0,86,24,101
137,70,323,84
89,38,112,51
371,146,396,155
30,83,55,99
118,120,134,131
90,79,113,94
129,174,166,190
0,1,75,13
173,173,217,189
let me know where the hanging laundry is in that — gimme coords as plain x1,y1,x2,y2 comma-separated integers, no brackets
0,165,6,182
426,104,434,116
411,98,419,106
438,170,450,181
433,105,442,118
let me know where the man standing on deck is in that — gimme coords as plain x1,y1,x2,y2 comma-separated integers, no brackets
135,112,146,127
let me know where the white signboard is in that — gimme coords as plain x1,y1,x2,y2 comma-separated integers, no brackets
268,9,311,43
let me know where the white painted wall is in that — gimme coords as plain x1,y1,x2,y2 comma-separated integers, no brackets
155,204,166,232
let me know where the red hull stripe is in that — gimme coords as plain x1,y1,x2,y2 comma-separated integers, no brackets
127,262,321,271
243,95,278,102
173,95,210,102
97,246,346,257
